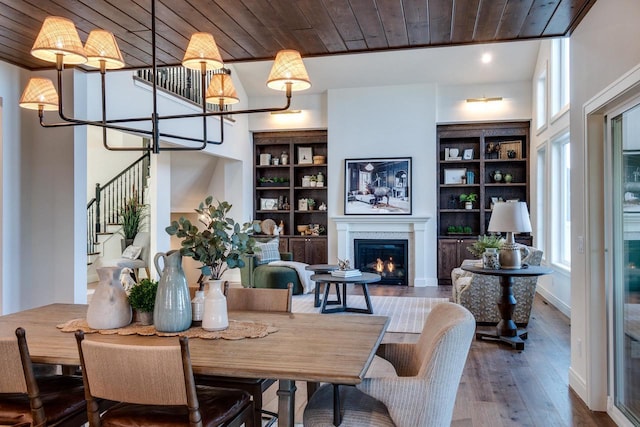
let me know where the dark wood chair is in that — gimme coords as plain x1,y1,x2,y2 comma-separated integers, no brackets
75,331,254,427
195,282,293,427
0,327,92,427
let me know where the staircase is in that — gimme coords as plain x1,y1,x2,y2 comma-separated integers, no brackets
87,152,150,264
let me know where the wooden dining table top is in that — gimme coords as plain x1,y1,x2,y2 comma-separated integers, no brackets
0,303,389,385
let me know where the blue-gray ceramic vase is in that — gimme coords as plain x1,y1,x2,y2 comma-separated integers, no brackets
153,250,192,332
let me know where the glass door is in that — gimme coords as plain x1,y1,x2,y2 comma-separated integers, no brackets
609,103,640,424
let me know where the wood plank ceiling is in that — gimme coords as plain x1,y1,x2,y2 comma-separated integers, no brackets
0,0,596,71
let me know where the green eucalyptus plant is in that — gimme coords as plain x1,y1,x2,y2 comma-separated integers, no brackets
467,234,505,258
165,197,260,287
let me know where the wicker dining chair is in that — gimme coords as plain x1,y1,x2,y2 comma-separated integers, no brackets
0,327,91,427
195,282,293,427
75,331,254,427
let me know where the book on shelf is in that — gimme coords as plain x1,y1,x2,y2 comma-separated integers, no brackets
331,269,362,278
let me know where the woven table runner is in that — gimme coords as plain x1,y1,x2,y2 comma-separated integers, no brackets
56,318,278,340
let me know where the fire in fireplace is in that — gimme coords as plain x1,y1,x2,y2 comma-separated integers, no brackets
354,239,408,285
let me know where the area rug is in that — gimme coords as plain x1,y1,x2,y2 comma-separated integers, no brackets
291,295,449,333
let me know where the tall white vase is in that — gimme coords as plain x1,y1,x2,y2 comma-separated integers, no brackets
87,267,132,329
202,279,229,331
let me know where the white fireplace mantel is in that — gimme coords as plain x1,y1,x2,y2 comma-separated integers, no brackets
331,215,432,287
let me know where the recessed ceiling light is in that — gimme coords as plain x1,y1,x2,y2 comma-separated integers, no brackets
481,53,492,64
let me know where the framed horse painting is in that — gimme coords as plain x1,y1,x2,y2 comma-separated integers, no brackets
344,157,412,215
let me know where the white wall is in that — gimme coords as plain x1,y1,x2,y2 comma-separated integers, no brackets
437,81,531,123
0,61,27,314
569,0,640,411
326,84,439,282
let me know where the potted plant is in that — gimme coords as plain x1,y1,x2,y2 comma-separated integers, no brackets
165,197,259,289
459,193,477,209
466,234,505,258
119,195,146,251
307,198,316,210
128,278,158,325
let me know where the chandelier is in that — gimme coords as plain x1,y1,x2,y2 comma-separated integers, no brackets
18,0,311,153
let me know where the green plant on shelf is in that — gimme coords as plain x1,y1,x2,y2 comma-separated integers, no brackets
458,193,477,203
447,225,473,235
258,176,289,185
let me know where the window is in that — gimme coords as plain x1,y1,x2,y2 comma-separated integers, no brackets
536,68,548,131
536,145,547,257
551,132,571,267
551,38,570,117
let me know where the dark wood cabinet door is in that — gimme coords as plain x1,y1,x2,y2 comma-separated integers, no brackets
288,237,327,264
438,239,460,282
307,238,328,264
288,238,308,262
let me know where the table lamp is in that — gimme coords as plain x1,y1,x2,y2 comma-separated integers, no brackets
487,201,532,269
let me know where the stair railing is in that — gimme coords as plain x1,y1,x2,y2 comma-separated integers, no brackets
87,152,150,255
135,67,233,112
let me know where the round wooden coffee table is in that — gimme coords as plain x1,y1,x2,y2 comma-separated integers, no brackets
310,272,381,314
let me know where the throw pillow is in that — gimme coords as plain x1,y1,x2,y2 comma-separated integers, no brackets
254,238,281,265
121,245,142,260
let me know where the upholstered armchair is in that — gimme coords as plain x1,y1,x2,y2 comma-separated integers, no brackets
303,302,475,427
98,231,150,281
239,237,305,295
451,246,543,326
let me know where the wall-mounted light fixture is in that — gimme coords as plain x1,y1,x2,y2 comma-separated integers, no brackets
18,0,311,154
465,96,503,103
270,110,302,115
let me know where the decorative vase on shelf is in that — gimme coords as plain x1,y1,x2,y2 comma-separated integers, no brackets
202,279,229,331
483,248,501,270
153,250,192,332
87,267,132,330
191,290,205,327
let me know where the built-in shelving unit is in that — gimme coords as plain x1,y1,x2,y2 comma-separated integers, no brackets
436,121,532,284
253,130,328,264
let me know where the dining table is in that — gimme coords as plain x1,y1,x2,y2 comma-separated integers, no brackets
0,303,389,427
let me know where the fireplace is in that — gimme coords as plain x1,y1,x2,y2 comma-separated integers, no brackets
354,239,408,286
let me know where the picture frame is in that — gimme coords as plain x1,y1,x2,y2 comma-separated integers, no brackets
260,198,278,211
298,198,308,211
444,147,462,161
444,168,467,184
297,146,313,164
344,157,412,215
463,148,474,160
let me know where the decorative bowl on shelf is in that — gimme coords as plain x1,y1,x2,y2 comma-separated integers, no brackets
297,225,309,234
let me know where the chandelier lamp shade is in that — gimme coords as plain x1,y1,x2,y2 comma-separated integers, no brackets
18,0,311,154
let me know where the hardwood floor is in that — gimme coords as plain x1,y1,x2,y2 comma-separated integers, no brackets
262,284,616,426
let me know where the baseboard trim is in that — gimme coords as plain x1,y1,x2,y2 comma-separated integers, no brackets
536,287,571,317
569,367,588,404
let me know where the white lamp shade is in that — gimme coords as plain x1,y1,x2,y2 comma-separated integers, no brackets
488,201,532,233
